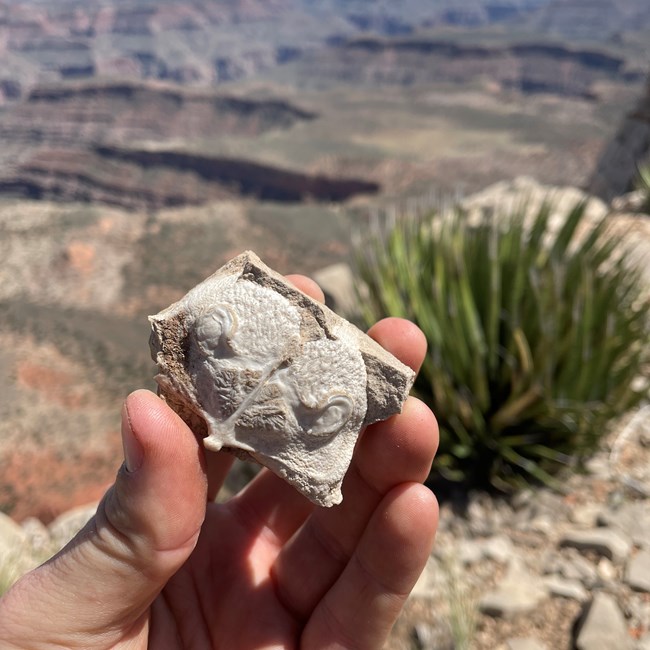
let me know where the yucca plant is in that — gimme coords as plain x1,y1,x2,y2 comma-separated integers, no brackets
355,202,650,490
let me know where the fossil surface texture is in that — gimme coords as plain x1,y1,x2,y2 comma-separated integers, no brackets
149,251,415,507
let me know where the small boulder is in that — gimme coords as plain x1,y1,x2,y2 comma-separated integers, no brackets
574,592,632,650
559,528,632,564
625,550,650,593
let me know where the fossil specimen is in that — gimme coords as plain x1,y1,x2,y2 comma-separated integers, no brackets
149,251,415,507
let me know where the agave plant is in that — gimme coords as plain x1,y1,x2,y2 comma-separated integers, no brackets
355,202,650,490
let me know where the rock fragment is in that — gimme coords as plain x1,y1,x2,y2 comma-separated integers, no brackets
0,511,27,558
559,528,632,564
479,559,547,617
574,592,632,650
625,550,650,593
48,502,98,550
149,251,415,507
598,502,650,550
543,575,589,602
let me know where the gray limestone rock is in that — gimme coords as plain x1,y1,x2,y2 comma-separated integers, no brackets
598,502,650,550
559,528,632,564
459,535,514,566
569,503,604,528
0,512,38,592
544,575,589,602
48,502,98,551
575,592,632,650
312,262,358,317
412,622,454,650
611,190,648,214
479,558,548,618
411,554,444,599
0,511,27,557
625,550,650,593
596,557,618,583
20,517,51,555
149,251,415,507
557,552,599,588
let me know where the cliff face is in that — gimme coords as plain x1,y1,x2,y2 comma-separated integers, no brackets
0,0,311,100
0,145,380,210
0,80,315,151
0,78,326,204
2,0,646,103
0,77,378,208
522,0,650,40
589,75,650,199
292,37,641,98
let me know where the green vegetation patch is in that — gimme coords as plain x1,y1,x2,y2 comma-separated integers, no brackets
355,201,650,491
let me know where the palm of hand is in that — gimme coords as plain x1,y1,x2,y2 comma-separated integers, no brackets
0,290,438,650
152,502,308,648
151,435,436,650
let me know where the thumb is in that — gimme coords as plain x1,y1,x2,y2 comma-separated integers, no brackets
0,390,207,647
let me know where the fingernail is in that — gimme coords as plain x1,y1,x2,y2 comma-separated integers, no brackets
122,402,144,472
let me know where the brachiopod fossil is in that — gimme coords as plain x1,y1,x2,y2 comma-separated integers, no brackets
149,251,415,507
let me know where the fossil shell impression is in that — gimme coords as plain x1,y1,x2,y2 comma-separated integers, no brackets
149,251,415,507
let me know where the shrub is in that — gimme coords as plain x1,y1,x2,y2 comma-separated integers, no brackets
355,202,650,490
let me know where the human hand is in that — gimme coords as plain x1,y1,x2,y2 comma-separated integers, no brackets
0,275,439,650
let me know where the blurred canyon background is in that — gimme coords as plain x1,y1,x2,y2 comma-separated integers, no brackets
2,0,649,534
0,2,649,646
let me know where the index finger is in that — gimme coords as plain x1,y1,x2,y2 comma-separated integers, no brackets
285,273,326,304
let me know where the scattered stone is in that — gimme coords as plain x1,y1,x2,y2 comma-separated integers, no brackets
531,489,569,520
412,622,454,650
0,511,27,556
482,535,515,563
20,517,51,555
511,489,534,511
611,190,647,213
479,559,548,618
466,494,496,537
0,512,36,592
48,502,98,550
458,535,515,565
584,456,611,479
574,592,633,650
570,504,604,528
527,515,553,535
559,528,632,563
556,553,599,588
599,502,650,550
597,558,618,582
458,539,484,565
625,550,650,593
544,576,589,602
506,638,548,650
148,251,415,507
411,555,443,599
312,262,358,317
